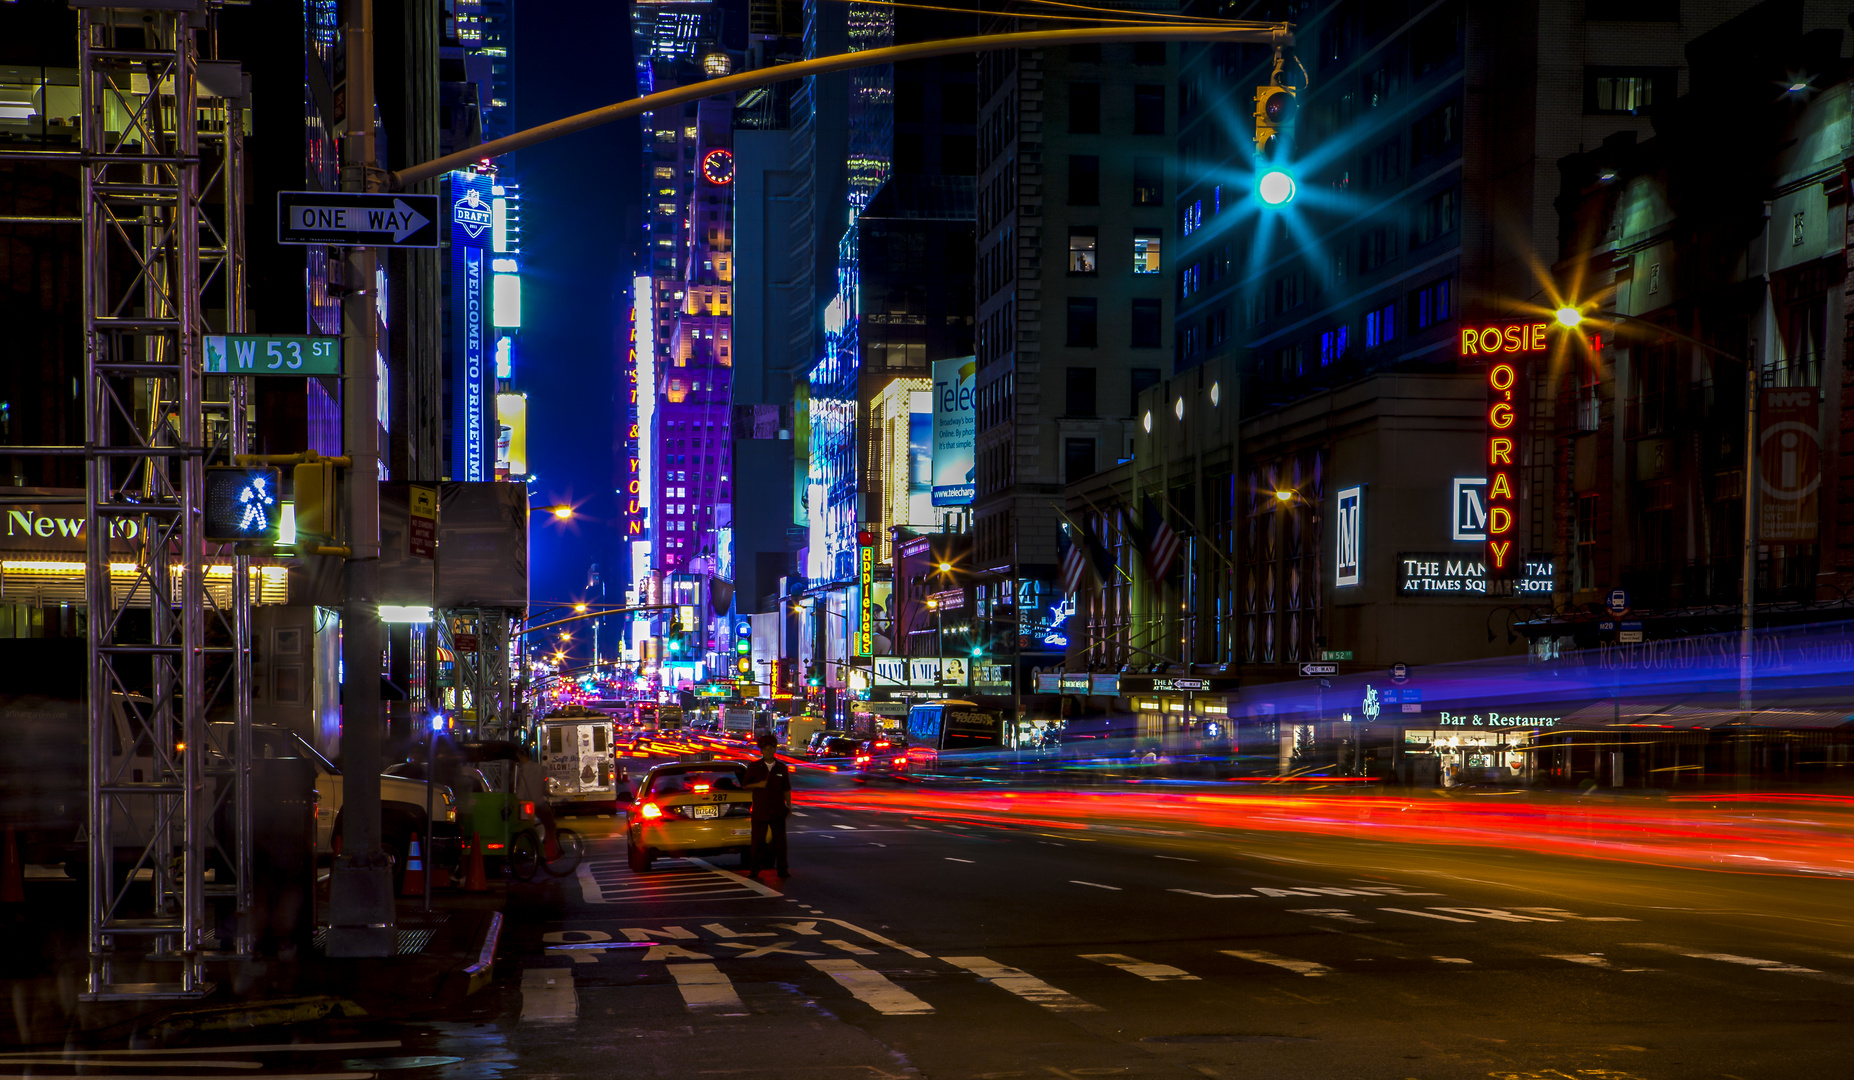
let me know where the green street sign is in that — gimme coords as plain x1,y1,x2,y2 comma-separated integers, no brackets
204,334,341,375
1319,649,1355,662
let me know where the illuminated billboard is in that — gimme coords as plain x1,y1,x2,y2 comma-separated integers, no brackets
931,356,976,506
495,392,527,478
630,275,654,543
449,170,495,482
872,377,932,540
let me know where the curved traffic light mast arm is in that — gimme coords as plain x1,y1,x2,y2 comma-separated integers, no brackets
518,604,681,639
392,22,1294,189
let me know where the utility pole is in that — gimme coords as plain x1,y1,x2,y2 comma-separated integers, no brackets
326,0,393,957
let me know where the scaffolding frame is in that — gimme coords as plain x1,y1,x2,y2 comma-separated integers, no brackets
75,3,252,1000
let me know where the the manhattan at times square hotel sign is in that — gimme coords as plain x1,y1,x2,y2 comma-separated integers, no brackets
1460,321,1548,579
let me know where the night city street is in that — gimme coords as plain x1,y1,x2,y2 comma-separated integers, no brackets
5,0,1854,1075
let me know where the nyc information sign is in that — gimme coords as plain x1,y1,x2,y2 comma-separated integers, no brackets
203,335,340,376
277,191,440,248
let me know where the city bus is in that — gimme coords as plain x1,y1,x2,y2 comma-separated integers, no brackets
902,699,1004,773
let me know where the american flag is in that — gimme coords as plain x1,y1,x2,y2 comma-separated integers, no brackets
1059,526,1089,596
1144,496,1181,582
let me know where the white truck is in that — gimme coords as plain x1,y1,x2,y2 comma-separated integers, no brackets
719,704,758,741
538,707,626,811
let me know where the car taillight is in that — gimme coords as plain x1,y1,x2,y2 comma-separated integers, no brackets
893,756,905,765
640,802,663,819
855,756,869,764
692,782,711,793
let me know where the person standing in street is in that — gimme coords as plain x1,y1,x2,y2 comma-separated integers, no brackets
743,733,791,878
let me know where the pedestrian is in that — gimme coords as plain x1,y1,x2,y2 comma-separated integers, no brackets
742,733,792,878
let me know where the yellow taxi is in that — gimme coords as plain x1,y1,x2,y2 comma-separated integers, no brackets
626,758,755,872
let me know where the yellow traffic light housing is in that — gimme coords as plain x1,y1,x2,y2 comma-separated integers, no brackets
1252,83,1296,159
293,459,340,544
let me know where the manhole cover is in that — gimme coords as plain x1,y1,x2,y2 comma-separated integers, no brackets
1141,1034,1313,1045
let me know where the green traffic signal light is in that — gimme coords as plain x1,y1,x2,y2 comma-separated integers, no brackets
1257,168,1296,206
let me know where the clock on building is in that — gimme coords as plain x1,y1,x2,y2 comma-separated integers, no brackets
701,148,735,186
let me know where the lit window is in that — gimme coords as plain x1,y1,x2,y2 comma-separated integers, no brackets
1132,231,1161,274
1068,229,1097,274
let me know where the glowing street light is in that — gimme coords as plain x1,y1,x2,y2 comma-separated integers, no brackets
1555,306,1584,328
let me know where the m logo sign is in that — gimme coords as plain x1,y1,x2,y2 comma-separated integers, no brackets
1335,486,1362,587
1452,478,1487,541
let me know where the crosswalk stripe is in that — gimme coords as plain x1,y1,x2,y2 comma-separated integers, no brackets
943,956,1103,1011
1080,953,1200,981
824,939,878,955
1547,954,1655,972
1221,949,1332,977
668,962,746,1011
520,967,577,1023
809,958,935,1014
1378,907,1473,923
1623,943,1854,985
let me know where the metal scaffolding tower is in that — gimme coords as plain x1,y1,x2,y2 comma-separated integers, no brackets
73,2,252,1000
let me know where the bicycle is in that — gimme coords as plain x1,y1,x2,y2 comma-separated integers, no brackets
509,825,585,881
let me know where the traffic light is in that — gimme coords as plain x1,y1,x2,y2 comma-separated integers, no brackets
203,466,282,543
292,458,339,542
1252,83,1295,159
805,664,821,688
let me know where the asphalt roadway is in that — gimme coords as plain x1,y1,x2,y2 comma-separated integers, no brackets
35,765,1851,1080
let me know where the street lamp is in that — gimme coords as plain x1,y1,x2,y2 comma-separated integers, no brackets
1554,304,1758,709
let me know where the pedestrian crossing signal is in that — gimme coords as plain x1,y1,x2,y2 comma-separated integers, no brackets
204,466,283,543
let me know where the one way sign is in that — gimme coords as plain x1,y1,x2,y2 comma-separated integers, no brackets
1298,663,1339,677
277,191,440,248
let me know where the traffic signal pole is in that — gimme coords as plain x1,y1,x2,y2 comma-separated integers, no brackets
389,23,1294,190
326,0,394,957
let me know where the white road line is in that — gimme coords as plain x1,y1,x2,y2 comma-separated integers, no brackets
1081,952,1200,981
668,962,747,1011
1547,954,1654,972
1169,889,1255,899
1155,855,1197,861
1433,956,1473,964
820,918,933,959
687,857,785,896
1288,908,1373,924
809,958,935,1015
824,939,878,955
1070,880,1122,891
1624,943,1854,985
945,857,974,863
943,956,1102,1011
1221,949,1332,977
832,824,858,830
520,967,578,1023
1429,907,1559,922
1378,907,1473,923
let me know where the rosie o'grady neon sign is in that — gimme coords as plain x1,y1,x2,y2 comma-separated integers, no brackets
1463,323,1545,580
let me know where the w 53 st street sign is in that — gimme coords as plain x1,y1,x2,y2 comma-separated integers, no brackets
204,335,340,376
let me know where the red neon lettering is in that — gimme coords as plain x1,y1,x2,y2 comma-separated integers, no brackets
1461,328,1480,355
1479,328,1503,354
1489,472,1514,499
1530,323,1546,350
1503,326,1522,352
1489,403,1514,429
1488,437,1514,465
1488,539,1512,568
1489,507,1513,535
1489,363,1517,392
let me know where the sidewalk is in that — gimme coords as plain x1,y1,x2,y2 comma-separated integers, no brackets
0,870,508,1048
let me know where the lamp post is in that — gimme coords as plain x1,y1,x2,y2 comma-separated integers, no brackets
1556,305,1757,711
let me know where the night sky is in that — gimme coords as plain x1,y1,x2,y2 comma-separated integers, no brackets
510,0,643,614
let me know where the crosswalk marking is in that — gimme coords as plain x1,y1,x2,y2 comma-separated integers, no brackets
580,858,773,904
1289,908,1372,924
1429,907,1558,922
1433,956,1472,964
1221,949,1332,977
809,958,935,1015
824,938,878,955
945,857,974,863
1547,954,1655,972
1080,953,1200,981
1378,907,1472,922
1624,943,1854,985
669,962,746,1011
1071,880,1121,891
943,956,1103,1011
520,967,577,1023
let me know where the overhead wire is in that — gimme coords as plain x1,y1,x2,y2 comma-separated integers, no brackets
815,0,1232,24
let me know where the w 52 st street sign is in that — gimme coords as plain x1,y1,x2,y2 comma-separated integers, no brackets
277,191,440,247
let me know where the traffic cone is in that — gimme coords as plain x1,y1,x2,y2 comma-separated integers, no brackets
1,826,23,904
400,832,426,897
463,831,488,892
